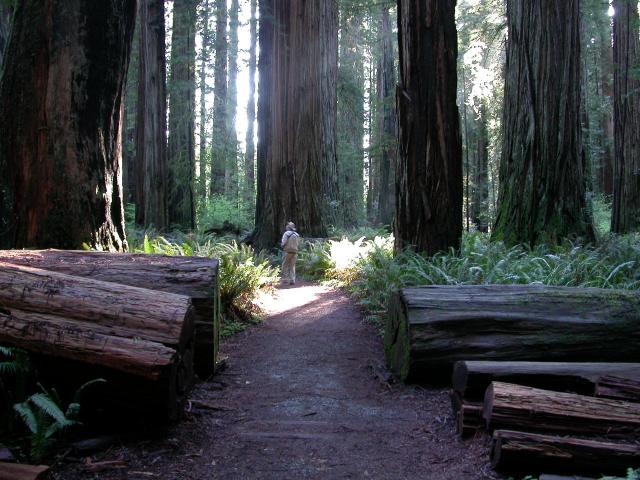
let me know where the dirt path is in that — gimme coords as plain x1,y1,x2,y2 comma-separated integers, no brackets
54,283,497,479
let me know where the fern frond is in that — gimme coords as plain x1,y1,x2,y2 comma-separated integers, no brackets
14,402,38,434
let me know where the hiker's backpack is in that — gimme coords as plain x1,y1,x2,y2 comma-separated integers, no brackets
285,232,300,253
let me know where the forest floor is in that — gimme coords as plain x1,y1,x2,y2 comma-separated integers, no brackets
52,282,499,480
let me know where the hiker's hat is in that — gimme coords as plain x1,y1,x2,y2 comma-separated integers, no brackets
286,221,296,230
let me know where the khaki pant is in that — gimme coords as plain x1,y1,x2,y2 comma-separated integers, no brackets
282,251,297,284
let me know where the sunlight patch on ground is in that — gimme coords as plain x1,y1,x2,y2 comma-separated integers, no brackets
255,284,325,315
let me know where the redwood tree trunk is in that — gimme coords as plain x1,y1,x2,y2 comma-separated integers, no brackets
210,0,228,197
395,0,462,255
197,0,211,203
611,0,640,233
375,6,397,228
135,0,168,229
0,3,12,71
254,0,339,249
225,0,239,199
167,0,197,230
471,103,489,232
493,0,594,246
244,0,257,210
0,0,134,250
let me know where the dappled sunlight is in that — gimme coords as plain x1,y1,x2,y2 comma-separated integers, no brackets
255,283,322,315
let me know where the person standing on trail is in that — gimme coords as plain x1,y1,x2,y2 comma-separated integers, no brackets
281,221,300,285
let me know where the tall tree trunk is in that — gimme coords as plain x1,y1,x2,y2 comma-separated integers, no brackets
0,3,12,71
611,0,640,233
367,38,378,224
135,0,168,230
395,0,462,255
254,0,339,250
598,19,615,197
471,104,489,232
225,0,239,200
0,0,134,250
167,0,197,230
493,0,594,246
375,5,397,228
198,0,211,203
122,16,140,207
210,0,227,196
244,0,257,210
337,12,365,228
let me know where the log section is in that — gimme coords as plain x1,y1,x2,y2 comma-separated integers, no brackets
484,382,640,437
595,375,640,402
385,285,640,382
452,361,640,401
0,463,49,480
0,249,219,377
492,429,640,476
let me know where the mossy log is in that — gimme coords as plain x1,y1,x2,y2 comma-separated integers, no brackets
452,361,640,401
0,249,219,378
491,429,640,476
484,382,640,438
0,262,196,422
385,285,640,382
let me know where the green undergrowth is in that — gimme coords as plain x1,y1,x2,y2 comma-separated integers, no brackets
127,229,279,333
297,231,640,328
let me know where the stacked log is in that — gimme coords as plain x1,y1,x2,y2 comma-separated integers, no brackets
491,430,640,476
0,262,196,422
384,285,640,382
595,375,640,402
0,463,49,480
0,249,220,378
483,382,640,437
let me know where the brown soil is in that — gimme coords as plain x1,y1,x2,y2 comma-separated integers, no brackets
52,283,499,479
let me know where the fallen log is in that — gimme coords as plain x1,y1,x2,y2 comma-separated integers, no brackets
0,262,196,421
384,285,640,382
0,462,49,480
452,361,640,401
0,249,219,378
595,375,640,402
457,402,484,438
484,382,640,437
491,429,640,476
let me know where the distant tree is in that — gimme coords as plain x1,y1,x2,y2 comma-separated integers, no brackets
135,0,168,229
254,0,339,250
243,0,257,209
471,104,489,232
210,0,228,196
611,0,640,233
337,10,366,228
0,2,12,71
395,0,462,255
493,0,594,245
167,0,197,230
225,0,239,198
0,0,135,250
197,0,212,203
122,16,140,207
375,5,397,228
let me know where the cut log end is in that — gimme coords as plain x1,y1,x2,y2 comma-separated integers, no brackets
384,291,412,381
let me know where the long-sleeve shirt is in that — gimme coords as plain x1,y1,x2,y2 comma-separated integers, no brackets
281,230,299,249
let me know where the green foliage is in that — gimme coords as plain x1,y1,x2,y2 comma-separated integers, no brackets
303,232,640,326
13,380,105,462
0,346,30,377
593,193,612,236
197,195,253,233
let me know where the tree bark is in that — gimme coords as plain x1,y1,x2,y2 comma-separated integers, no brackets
484,382,640,437
244,0,257,210
395,0,462,255
611,0,640,233
0,249,220,378
254,0,339,249
491,429,640,476
385,285,640,382
135,0,168,229
122,16,140,207
0,3,12,72
0,0,134,250
210,0,228,196
375,6,397,228
493,0,594,246
452,360,640,401
0,463,49,480
595,375,640,401
167,0,197,230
